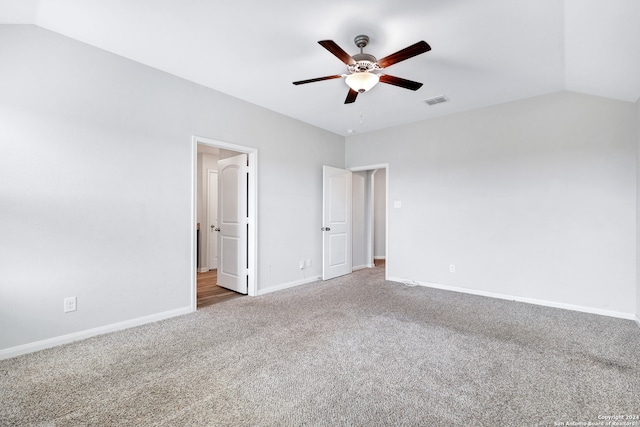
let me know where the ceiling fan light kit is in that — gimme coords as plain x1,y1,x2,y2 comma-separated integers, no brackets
293,34,431,104
345,72,379,93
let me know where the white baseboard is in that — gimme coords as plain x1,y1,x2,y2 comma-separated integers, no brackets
354,264,376,271
197,267,209,273
258,275,321,296
374,256,386,260
387,276,636,321
636,314,640,329
0,306,193,361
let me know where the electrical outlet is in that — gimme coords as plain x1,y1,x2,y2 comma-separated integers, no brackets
306,259,312,267
64,296,77,313
449,264,456,273
299,260,304,269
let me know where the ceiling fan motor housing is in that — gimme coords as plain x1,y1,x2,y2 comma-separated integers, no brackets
349,53,379,73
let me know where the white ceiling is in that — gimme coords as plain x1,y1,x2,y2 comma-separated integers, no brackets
2,0,640,136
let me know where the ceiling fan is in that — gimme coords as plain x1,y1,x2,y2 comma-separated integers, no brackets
293,35,431,104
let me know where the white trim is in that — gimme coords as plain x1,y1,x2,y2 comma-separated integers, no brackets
190,141,197,312
352,264,368,271
374,256,386,260
387,276,637,321
197,267,209,273
370,169,378,269
192,136,258,298
257,276,321,296
0,306,192,361
636,314,640,328
350,163,388,172
248,150,258,296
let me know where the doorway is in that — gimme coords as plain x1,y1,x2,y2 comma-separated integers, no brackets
191,136,258,311
350,164,388,279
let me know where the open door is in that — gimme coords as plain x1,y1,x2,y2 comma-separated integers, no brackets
322,165,352,280
217,154,248,294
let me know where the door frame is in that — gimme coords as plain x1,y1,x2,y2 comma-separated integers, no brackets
191,136,258,311
349,163,389,281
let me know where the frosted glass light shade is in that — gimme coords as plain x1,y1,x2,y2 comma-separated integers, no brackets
345,72,379,93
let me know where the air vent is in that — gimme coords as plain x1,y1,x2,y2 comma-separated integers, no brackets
424,95,449,106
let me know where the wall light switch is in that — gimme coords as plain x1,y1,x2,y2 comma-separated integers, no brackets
64,296,77,313
394,201,402,208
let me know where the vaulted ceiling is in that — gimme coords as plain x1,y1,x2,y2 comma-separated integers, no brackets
2,0,639,136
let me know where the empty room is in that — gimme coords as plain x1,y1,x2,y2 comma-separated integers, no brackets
1,1,639,425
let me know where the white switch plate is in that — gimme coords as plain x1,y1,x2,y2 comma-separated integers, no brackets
394,201,402,208
306,259,312,267
449,264,456,273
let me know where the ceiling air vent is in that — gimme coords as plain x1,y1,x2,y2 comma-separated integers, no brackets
424,95,448,106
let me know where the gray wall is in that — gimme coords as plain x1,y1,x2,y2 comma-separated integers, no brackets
346,91,637,316
0,25,344,352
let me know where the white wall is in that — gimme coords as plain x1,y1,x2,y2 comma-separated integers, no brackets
346,91,637,317
373,169,386,259
0,25,344,354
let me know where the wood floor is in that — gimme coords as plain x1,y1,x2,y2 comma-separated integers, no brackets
197,270,243,308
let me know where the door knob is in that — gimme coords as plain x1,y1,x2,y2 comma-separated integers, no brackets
321,227,331,231
214,227,220,232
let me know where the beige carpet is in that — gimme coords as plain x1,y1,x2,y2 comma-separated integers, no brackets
1,266,639,426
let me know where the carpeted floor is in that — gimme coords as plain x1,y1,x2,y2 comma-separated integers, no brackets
1,266,639,426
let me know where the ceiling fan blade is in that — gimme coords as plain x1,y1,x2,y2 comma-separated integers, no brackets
377,41,431,69
344,88,358,104
379,75,424,91
319,40,356,66
292,75,343,85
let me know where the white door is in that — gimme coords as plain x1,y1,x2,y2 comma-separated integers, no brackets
322,165,352,280
217,154,248,294
207,171,218,270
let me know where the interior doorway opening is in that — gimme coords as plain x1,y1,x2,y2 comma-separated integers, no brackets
195,144,243,308
350,164,388,279
191,136,258,311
